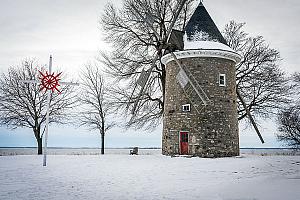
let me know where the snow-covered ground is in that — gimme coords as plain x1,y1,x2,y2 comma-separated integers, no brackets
0,154,299,200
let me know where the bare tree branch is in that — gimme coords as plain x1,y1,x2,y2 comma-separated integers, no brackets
78,63,116,154
0,59,77,154
277,104,300,149
100,0,195,130
223,21,292,121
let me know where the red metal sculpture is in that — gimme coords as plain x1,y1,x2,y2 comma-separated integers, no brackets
38,70,62,93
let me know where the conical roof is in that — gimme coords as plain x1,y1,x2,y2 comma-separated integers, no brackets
185,2,227,45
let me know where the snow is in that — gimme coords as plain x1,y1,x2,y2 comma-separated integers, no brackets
184,40,234,52
189,30,212,42
184,32,234,52
1,154,300,200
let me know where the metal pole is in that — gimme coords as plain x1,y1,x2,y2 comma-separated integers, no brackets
43,55,52,166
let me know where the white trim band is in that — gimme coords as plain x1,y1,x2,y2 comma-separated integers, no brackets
161,49,242,65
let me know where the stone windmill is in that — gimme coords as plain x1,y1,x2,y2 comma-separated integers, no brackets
161,2,265,157
132,1,264,157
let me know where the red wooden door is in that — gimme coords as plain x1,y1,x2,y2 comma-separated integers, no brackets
180,132,188,155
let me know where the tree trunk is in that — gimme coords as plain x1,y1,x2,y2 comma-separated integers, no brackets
101,133,105,155
37,137,43,155
34,128,42,155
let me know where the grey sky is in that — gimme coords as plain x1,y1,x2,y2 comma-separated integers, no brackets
0,0,114,74
207,0,300,74
0,0,299,148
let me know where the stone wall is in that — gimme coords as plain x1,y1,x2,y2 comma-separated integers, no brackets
162,56,239,157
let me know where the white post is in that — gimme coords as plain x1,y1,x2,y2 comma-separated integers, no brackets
43,55,52,166
20,55,78,166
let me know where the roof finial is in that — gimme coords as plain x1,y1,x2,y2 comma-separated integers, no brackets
199,0,204,6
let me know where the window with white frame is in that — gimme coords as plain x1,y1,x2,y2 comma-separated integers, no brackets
182,104,191,112
219,74,226,86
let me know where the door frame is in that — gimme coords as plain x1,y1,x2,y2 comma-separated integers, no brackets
179,131,189,155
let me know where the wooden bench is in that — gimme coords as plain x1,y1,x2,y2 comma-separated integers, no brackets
130,147,138,155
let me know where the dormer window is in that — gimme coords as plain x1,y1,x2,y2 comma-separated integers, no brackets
219,74,226,86
182,104,191,112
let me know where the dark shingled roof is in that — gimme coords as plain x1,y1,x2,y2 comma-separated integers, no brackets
185,2,227,45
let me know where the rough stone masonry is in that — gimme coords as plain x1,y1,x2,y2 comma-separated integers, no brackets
162,55,240,157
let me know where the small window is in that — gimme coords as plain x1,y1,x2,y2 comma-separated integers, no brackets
182,104,191,112
219,74,226,86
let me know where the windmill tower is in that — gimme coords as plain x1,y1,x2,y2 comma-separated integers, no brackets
161,2,242,157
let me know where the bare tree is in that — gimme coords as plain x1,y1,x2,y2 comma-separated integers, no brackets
223,21,292,121
0,59,77,154
100,0,290,130
78,63,116,154
277,105,300,149
294,72,300,83
276,72,300,149
100,0,194,129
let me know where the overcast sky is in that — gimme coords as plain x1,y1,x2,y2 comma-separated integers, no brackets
0,0,299,148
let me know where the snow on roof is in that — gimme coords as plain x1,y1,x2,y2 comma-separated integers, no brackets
183,32,235,52
184,40,234,52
